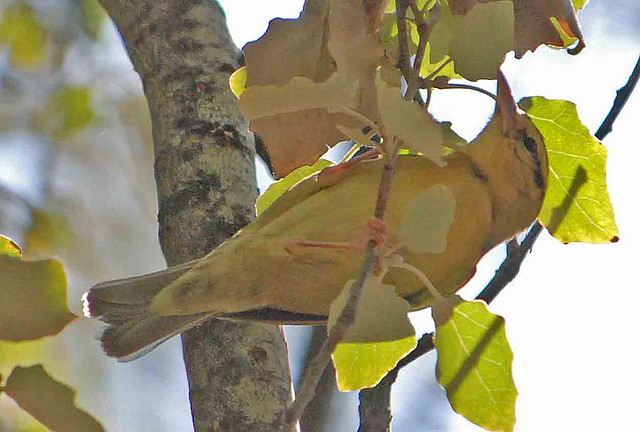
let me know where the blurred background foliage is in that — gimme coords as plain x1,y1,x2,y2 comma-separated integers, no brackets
0,1,178,430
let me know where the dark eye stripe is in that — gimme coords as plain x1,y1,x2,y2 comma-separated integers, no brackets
523,136,537,153
523,134,545,189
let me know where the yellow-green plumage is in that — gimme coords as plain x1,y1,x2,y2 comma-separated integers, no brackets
84,79,548,360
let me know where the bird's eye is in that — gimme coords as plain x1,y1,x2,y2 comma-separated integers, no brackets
523,135,537,153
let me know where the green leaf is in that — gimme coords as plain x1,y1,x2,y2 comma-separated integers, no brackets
0,235,22,258
521,97,618,243
433,296,517,432
448,1,514,80
256,159,333,215
0,255,76,341
329,278,416,391
0,2,48,69
400,184,456,254
375,74,444,164
4,365,104,432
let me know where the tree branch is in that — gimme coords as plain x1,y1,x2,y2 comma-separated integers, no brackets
595,54,640,140
97,1,292,430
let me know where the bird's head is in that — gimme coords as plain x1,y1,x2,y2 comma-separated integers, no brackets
466,70,549,244
493,70,548,192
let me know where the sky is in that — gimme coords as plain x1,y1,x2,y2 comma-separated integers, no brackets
217,1,640,431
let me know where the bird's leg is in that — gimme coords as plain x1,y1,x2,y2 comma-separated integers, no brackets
317,148,381,188
285,218,388,254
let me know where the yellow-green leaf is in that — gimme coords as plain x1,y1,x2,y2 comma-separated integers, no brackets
400,184,456,254
0,2,48,69
74,0,105,39
4,365,104,432
229,66,247,98
0,255,76,341
256,158,333,215
375,74,444,164
449,2,514,81
238,73,358,120
521,96,618,243
0,235,22,258
23,209,75,260
329,278,416,391
433,296,517,432
52,86,95,136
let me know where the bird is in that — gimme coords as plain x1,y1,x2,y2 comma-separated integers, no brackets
83,72,548,360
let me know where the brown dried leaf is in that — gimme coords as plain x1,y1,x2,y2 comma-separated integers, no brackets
243,0,333,86
4,365,104,432
250,109,355,177
513,0,585,57
328,0,384,122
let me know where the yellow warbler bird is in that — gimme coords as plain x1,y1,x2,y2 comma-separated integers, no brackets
83,73,547,360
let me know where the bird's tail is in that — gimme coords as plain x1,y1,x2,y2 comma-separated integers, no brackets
82,259,212,361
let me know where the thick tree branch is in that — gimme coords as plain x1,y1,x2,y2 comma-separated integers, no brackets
97,1,292,431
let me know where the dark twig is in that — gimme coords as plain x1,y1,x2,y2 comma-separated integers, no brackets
395,0,412,85
595,54,640,140
286,146,401,427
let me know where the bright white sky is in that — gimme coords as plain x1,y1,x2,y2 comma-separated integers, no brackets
218,1,640,431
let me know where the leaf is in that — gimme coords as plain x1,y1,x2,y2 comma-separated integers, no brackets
0,235,22,258
520,97,618,243
512,0,585,57
433,296,517,432
447,0,585,58
250,109,354,178
328,278,416,391
328,0,383,122
33,86,95,138
449,2,514,80
256,159,334,215
52,85,95,136
4,365,104,432
73,0,105,39
240,0,384,177
229,66,247,98
243,0,333,88
400,184,456,254
23,209,75,260
238,73,358,120
0,2,48,69
375,74,444,164
0,255,76,341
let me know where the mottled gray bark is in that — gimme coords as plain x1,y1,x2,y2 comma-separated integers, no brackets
97,0,292,430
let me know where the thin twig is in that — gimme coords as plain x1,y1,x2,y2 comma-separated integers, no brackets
427,81,497,101
396,0,412,85
286,144,401,427
404,2,431,99
595,53,640,140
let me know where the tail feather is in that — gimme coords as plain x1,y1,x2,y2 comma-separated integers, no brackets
83,259,209,361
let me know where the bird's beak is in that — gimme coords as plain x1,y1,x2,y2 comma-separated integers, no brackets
495,70,520,138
